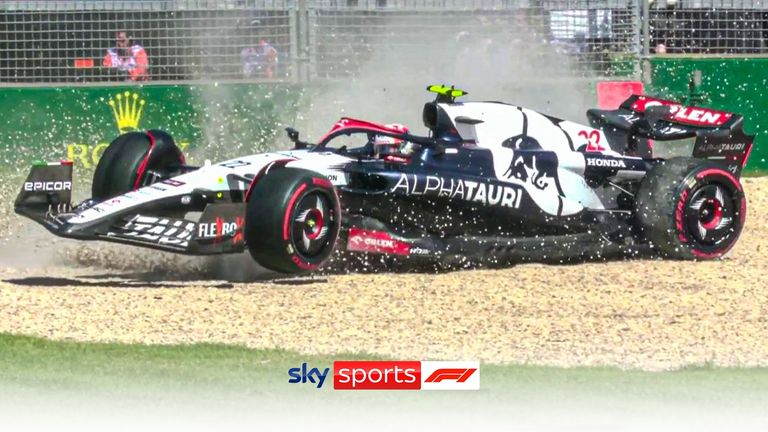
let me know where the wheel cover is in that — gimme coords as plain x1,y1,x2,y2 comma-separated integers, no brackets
291,192,333,257
684,183,737,246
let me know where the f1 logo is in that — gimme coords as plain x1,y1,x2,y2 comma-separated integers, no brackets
421,361,480,390
425,368,477,383
331,360,480,390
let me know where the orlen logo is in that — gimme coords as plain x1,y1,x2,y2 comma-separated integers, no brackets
346,228,411,256
333,361,480,391
365,238,394,248
631,96,732,127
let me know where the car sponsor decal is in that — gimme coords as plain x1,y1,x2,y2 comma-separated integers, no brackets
161,179,185,187
630,96,733,127
24,181,72,192
578,129,605,152
585,157,627,168
197,216,244,244
390,174,523,209
110,215,194,248
346,228,410,256
504,152,558,191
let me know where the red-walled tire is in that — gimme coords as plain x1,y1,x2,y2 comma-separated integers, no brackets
92,129,183,201
635,157,746,260
244,168,341,274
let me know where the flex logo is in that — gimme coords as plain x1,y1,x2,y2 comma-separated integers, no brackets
288,363,330,389
66,91,190,169
197,216,244,243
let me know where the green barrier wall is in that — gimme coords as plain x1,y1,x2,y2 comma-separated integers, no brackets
2,72,764,173
648,57,768,173
0,83,302,170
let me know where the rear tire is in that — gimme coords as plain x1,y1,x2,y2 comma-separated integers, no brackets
244,168,341,274
92,130,184,201
635,157,746,260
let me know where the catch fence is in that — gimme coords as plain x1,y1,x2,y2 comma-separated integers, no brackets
0,1,765,84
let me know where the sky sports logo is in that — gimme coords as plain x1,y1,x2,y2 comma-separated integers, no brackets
288,361,480,390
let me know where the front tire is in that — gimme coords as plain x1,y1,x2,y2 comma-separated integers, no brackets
244,168,341,274
635,157,746,260
92,129,184,201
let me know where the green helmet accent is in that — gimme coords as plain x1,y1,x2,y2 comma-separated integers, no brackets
426,84,468,99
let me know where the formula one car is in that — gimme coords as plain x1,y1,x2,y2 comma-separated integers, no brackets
15,85,753,274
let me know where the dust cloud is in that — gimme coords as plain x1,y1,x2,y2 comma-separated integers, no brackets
291,14,595,140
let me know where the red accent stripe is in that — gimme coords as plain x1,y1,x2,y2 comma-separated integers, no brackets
701,199,723,230
290,254,319,270
133,131,156,190
696,168,741,192
244,158,295,202
690,242,739,259
318,118,410,144
690,195,745,259
214,217,223,245
283,183,307,241
741,142,754,169
346,227,411,256
739,196,747,225
312,177,333,188
232,216,244,245
305,208,324,240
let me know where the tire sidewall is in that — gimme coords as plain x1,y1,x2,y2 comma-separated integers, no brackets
245,169,341,273
92,130,182,201
671,166,746,259
92,132,151,200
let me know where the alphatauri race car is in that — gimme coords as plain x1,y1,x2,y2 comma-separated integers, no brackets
16,85,753,274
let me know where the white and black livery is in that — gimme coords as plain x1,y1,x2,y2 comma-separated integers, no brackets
15,85,754,274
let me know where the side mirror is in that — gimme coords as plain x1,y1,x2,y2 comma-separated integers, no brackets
285,127,306,149
286,126,299,141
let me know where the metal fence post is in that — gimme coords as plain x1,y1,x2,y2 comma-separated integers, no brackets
632,0,642,81
289,2,299,84
640,0,651,84
304,0,316,82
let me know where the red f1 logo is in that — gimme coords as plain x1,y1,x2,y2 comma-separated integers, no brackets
424,368,477,383
421,361,480,390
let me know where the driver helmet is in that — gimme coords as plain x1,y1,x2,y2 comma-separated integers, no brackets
374,123,409,155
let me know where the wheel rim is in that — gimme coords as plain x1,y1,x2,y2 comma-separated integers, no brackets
684,183,737,246
291,192,333,257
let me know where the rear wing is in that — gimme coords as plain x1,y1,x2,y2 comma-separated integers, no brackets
589,95,754,177
621,95,737,129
